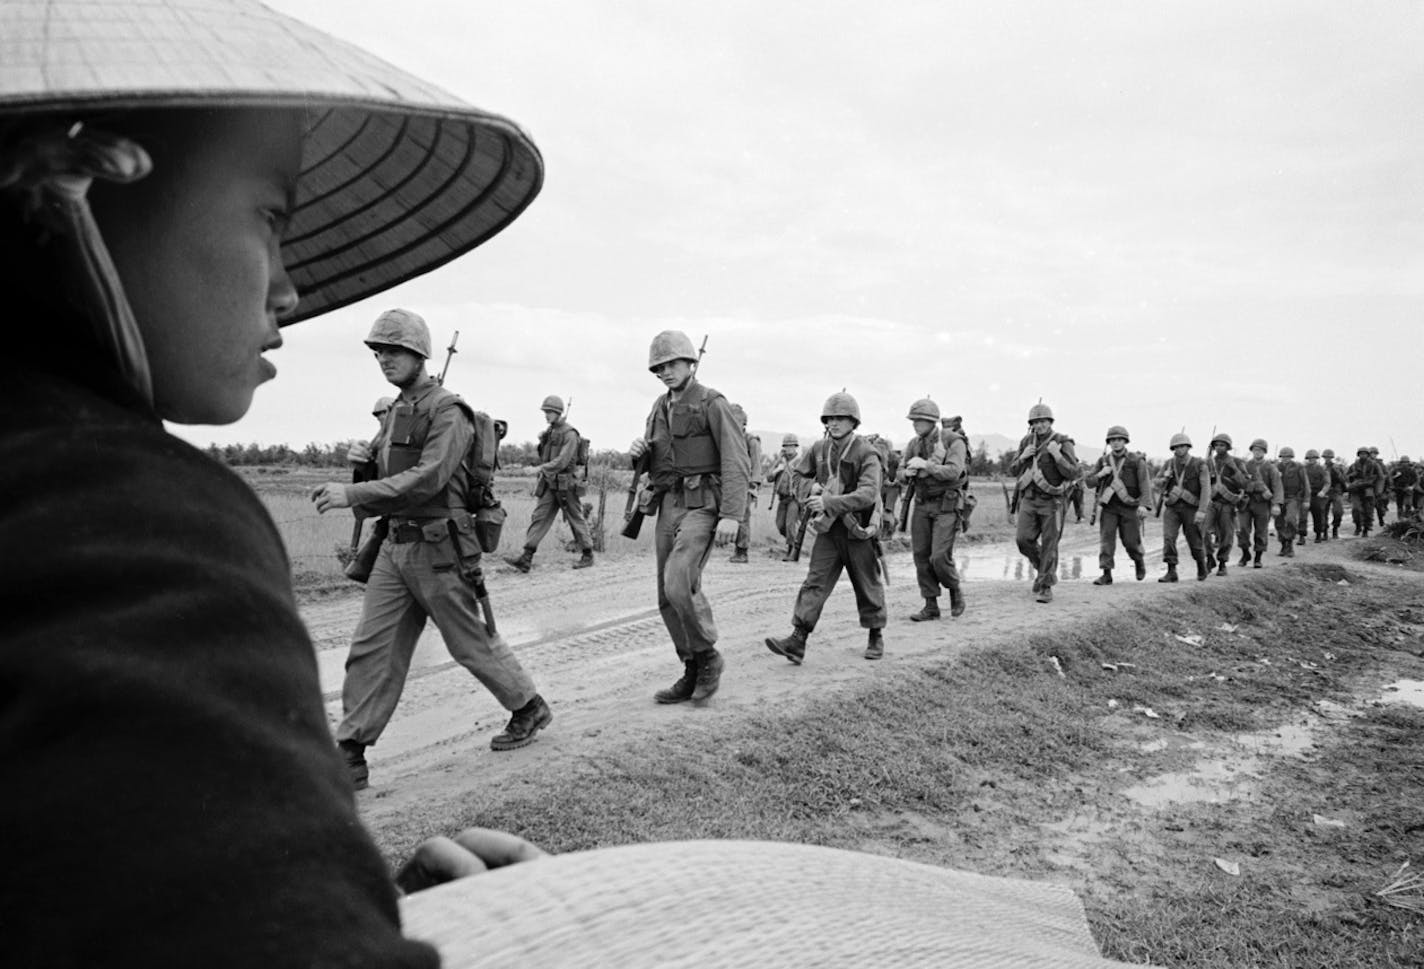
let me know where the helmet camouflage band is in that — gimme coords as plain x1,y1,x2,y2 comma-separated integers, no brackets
1304,449,1320,459
1250,438,1268,453
647,330,698,371
540,394,564,414
1169,432,1191,449
822,392,861,425
1104,425,1129,443
1210,433,1232,449
1027,403,1054,424
364,308,431,359
1279,446,1295,459
905,397,939,422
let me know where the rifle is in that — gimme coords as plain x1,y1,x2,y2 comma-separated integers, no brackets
436,330,459,385
622,335,709,540
449,520,497,636
1154,466,1170,518
1088,476,1100,526
896,488,913,532
789,484,820,561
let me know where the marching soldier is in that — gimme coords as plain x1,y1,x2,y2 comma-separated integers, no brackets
900,398,970,618
1236,439,1283,568
1369,447,1390,527
765,393,888,663
865,434,901,540
1203,433,1249,576
1086,426,1152,585
628,330,751,705
1155,432,1210,582
1390,455,1419,520
767,433,807,560
504,395,595,572
1010,402,1079,603
1275,446,1310,555
728,403,763,563
1346,446,1382,535
1322,449,1347,539
313,309,553,788
1303,450,1332,542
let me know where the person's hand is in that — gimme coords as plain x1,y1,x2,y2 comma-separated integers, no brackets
1194,511,1207,526
347,441,372,465
1046,441,1062,459
396,827,548,895
1018,444,1036,461
628,438,648,459
1136,506,1149,520
805,494,826,515
713,516,740,546
905,456,929,472
310,482,351,513
1270,503,1282,518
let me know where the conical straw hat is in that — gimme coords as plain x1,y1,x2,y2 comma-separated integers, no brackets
0,0,543,324
400,840,1146,968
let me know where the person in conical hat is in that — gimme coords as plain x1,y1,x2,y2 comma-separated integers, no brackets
0,1,542,964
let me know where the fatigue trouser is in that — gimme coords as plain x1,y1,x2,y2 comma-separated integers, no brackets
791,521,886,632
337,537,537,746
1015,492,1064,588
1161,501,1204,566
774,494,800,543
1309,497,1330,537
524,484,593,552
1330,493,1344,530
654,491,721,661
734,489,757,551
1295,498,1310,540
1203,500,1237,564
1237,498,1272,555
1376,492,1390,524
1396,490,1416,519
911,493,962,599
1097,501,1145,572
1350,493,1374,532
1275,496,1306,545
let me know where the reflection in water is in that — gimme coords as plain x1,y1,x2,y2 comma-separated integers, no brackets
957,554,1084,582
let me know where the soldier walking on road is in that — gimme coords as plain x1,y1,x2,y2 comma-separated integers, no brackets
1369,447,1390,527
1237,439,1283,567
312,309,552,788
1275,446,1310,555
768,433,808,560
1323,449,1347,539
1203,433,1248,575
1086,426,1152,586
1156,432,1211,582
765,393,888,663
1390,455,1419,520
504,395,595,572
1303,450,1332,543
1346,446,1382,536
728,403,763,563
901,398,971,618
628,330,751,705
1010,403,1079,603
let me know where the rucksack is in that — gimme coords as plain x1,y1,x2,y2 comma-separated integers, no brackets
465,411,507,552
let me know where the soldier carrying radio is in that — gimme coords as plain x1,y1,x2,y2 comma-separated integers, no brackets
312,309,552,789
505,394,595,572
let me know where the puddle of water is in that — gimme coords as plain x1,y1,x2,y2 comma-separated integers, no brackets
956,551,1086,582
1122,723,1319,808
1381,679,1424,710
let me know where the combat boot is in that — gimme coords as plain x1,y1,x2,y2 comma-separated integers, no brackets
490,694,553,751
948,583,966,617
1282,540,1295,558
864,629,884,661
1158,565,1179,583
729,549,749,563
337,739,368,791
1092,569,1112,586
1035,583,1053,604
909,598,941,622
1134,558,1147,581
1297,533,1306,546
503,548,534,573
1216,560,1227,577
1332,525,1339,539
690,649,724,701
1196,557,1209,581
1238,549,1251,567
573,548,595,569
781,548,795,562
654,659,698,704
1253,551,1263,568
765,627,808,665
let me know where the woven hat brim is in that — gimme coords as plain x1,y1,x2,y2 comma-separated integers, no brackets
0,0,544,324
399,840,1144,968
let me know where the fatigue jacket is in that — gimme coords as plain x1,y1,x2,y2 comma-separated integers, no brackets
795,432,882,539
1242,456,1284,505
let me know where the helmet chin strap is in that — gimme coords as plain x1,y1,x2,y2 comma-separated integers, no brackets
2,121,155,407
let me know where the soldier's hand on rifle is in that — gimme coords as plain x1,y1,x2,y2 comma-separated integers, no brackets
1018,443,1036,461
1136,506,1149,520
347,441,372,465
628,438,648,460
713,516,739,546
310,482,352,514
1270,503,1281,518
805,493,826,515
1194,510,1207,526
905,456,929,473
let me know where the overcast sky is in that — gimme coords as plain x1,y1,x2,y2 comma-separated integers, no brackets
174,0,1424,461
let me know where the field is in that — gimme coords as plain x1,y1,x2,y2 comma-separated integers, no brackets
247,466,1424,967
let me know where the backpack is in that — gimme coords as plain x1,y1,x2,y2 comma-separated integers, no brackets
464,410,507,552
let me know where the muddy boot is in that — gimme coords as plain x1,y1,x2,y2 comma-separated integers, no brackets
909,598,941,622
1237,549,1251,567
1204,553,1216,572
503,548,534,573
1313,533,1323,544
781,548,795,562
948,583,966,617
1332,525,1339,539
338,739,368,791
729,549,749,564
1158,564,1178,583
1297,533,1306,546
1216,560,1228,577
1282,540,1295,558
1253,551,1263,569
765,627,808,665
1134,558,1147,581
573,548,595,569
690,649,724,701
863,629,884,661
490,695,553,751
654,659,699,704
1035,583,1054,603
1092,569,1112,586
1196,557,1209,581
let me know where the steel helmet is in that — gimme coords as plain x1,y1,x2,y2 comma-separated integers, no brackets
905,397,940,422
729,403,747,425
647,330,698,371
371,395,394,416
364,308,431,359
540,395,564,414
781,433,800,447
1027,403,1054,424
1357,446,1370,456
1304,449,1320,459
1169,432,1192,449
1210,432,1233,449
1250,438,1268,453
822,392,862,426
1321,449,1335,460
1369,447,1380,455
1401,455,1412,463
1278,446,1295,459
1104,425,1129,443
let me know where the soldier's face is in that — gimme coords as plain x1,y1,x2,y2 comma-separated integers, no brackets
1213,443,1229,455
823,416,855,439
782,446,797,458
543,409,559,425
372,345,423,388
1252,448,1267,459
1172,444,1191,457
1107,437,1127,455
651,359,692,390
1030,418,1052,437
911,419,935,437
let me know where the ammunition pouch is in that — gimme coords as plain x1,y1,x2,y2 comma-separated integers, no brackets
474,504,506,554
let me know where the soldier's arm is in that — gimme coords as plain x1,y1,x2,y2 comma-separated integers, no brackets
821,446,882,517
347,402,474,515
747,436,764,487
709,397,750,522
1050,437,1079,475
1136,455,1155,508
1195,462,1211,508
1008,435,1035,475
537,428,579,477
1269,466,1285,504
922,437,968,483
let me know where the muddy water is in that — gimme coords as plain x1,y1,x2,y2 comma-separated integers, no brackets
1381,679,1424,710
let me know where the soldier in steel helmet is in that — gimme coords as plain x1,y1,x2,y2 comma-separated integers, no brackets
899,397,971,618
1369,447,1390,527
1203,433,1249,575
1084,425,1152,585
1236,439,1283,567
1390,454,1420,520
765,392,888,663
1322,448,1347,539
1155,432,1211,581
1273,446,1310,555
1010,402,1079,602
504,394,595,572
728,403,764,563
767,432,810,560
1346,446,1382,535
628,330,751,705
1302,449,1332,542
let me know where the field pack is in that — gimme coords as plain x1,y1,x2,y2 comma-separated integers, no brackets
465,410,507,552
